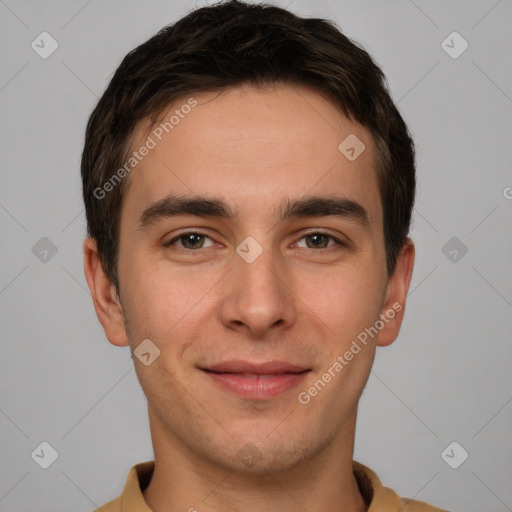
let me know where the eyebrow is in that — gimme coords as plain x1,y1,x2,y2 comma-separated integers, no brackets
137,194,370,230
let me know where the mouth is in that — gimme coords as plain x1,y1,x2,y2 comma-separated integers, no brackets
200,360,311,399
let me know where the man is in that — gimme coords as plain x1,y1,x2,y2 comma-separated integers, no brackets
82,1,448,510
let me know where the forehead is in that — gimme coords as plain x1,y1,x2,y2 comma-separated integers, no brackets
121,83,381,227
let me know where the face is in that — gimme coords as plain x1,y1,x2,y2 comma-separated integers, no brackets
85,83,414,474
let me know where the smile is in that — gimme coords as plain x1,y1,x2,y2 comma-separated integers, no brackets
201,360,311,399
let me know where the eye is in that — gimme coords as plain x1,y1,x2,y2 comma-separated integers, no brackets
165,231,345,251
166,232,215,250
295,232,344,249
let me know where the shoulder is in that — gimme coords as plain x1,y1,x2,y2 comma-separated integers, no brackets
89,460,155,512
91,496,122,512
353,460,449,511
396,496,450,511
369,483,449,511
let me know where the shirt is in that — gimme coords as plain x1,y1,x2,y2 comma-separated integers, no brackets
93,460,448,511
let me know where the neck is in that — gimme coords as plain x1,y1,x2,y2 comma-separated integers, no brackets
142,408,367,512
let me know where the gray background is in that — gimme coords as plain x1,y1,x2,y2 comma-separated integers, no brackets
1,0,511,511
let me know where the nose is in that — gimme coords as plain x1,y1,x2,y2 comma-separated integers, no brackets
218,243,297,339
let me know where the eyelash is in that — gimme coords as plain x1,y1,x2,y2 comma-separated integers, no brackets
165,231,346,251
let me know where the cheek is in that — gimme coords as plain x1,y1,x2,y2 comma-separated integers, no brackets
118,257,174,340
119,258,216,350
298,264,384,338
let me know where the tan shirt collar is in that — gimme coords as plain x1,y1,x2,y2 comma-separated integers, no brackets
103,460,446,512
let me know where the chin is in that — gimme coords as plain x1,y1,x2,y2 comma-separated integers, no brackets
210,427,325,476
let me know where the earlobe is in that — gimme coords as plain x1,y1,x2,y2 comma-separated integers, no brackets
83,237,130,347
377,238,415,347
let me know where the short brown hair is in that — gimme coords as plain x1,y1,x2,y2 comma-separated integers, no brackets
81,0,416,294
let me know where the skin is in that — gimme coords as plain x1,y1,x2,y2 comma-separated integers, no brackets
84,83,415,512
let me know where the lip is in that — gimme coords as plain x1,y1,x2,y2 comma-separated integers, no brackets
204,360,309,374
201,360,311,399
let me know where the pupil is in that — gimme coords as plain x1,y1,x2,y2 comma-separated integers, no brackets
185,234,203,248
308,234,326,248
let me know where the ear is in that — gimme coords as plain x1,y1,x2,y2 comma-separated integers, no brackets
377,238,415,347
83,237,130,347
